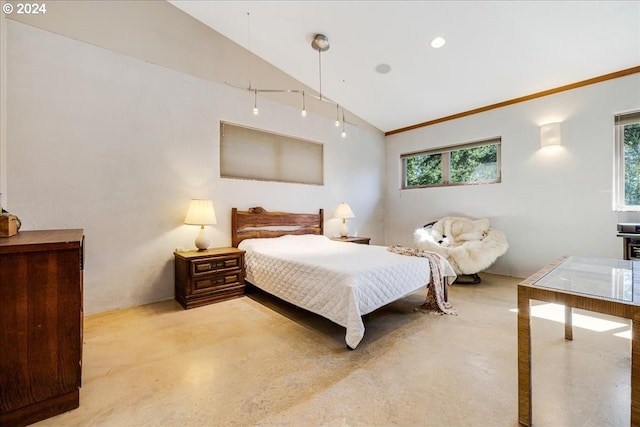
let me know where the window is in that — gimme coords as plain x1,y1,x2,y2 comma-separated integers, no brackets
614,111,640,211
401,138,501,189
220,122,323,185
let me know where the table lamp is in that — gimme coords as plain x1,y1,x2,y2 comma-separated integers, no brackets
334,203,355,237
184,199,217,250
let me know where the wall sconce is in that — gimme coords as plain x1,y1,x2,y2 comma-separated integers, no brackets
540,122,562,148
184,199,217,250
334,203,355,237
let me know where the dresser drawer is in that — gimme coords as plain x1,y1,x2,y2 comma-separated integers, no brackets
191,255,242,276
193,271,243,293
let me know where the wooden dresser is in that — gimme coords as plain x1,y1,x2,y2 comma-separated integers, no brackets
0,229,84,427
174,247,245,309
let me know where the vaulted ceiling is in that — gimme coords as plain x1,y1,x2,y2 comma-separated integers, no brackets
169,1,640,133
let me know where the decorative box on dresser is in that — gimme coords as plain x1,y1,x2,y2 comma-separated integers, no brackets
0,229,84,427
174,247,245,309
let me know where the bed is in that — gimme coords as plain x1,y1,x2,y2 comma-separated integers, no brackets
232,207,456,349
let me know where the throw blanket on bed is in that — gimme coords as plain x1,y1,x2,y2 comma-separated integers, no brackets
387,245,456,315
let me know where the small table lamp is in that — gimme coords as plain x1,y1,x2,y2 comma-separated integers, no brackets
184,199,217,250
334,203,355,237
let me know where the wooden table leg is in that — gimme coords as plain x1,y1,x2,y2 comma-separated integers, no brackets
564,306,573,341
631,313,640,426
518,287,532,427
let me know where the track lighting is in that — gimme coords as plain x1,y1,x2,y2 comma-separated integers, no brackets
225,18,353,137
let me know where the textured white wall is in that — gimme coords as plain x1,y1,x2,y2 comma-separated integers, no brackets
5,20,385,314
385,74,640,278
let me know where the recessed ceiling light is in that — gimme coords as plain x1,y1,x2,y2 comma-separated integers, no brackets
431,36,446,48
375,63,392,74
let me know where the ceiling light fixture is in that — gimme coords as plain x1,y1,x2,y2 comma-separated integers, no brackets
375,63,392,74
224,13,353,137
431,36,446,48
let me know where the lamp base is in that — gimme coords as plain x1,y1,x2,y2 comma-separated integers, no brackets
339,221,349,238
194,225,210,251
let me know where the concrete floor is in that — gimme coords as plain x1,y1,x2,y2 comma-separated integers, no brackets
35,273,631,427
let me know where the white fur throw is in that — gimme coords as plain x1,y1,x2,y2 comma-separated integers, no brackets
413,216,508,275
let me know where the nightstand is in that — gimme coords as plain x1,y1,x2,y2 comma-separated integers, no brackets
174,247,245,309
331,236,371,245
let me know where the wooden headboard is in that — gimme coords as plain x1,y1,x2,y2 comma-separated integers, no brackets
231,207,324,247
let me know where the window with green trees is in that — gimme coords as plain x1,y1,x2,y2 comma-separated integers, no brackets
402,138,501,189
615,112,640,210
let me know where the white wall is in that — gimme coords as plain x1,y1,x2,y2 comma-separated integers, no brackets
385,74,640,278
4,1,639,315
4,14,386,314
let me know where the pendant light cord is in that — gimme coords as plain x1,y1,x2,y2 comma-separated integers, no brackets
318,49,323,101
247,12,253,89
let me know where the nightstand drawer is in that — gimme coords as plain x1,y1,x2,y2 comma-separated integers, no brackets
193,271,243,293
192,255,241,275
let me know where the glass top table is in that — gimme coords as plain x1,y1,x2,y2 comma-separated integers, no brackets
517,256,640,427
531,256,639,303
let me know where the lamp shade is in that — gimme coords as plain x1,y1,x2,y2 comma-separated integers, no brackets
334,203,355,219
184,199,217,226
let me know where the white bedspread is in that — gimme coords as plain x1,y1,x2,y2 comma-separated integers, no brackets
238,234,456,348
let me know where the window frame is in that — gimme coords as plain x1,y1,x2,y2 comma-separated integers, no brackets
614,111,640,211
401,137,502,189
